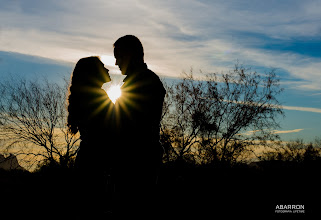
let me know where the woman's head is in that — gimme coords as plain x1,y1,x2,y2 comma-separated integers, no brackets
71,56,111,88
67,57,111,134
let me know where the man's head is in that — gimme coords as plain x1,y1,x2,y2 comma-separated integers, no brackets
113,35,144,75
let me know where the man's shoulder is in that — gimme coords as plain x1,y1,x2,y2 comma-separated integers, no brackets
146,68,159,79
147,69,165,86
138,68,165,94
142,67,160,82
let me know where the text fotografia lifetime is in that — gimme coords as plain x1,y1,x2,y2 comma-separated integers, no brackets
275,205,305,214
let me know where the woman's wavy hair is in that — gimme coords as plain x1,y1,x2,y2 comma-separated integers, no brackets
67,57,110,135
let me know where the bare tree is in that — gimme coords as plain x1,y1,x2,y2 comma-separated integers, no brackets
160,70,209,162
161,64,284,165
260,139,321,163
0,77,79,169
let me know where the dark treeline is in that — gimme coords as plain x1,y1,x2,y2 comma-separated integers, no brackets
1,143,320,218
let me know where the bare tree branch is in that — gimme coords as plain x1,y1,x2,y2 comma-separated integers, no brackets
160,64,284,165
0,77,80,170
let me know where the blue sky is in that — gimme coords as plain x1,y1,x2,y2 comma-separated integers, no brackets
1,0,321,142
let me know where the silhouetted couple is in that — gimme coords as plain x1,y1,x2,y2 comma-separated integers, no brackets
67,35,166,218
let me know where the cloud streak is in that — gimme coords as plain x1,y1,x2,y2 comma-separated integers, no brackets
273,129,304,134
1,0,321,90
283,105,321,114
242,128,304,136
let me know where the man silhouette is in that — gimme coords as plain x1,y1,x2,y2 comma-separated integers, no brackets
113,35,165,216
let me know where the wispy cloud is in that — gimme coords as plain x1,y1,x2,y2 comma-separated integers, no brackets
1,0,321,90
241,128,304,136
283,105,321,114
273,129,304,134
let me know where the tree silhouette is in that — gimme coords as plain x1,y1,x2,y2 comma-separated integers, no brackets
161,64,284,165
161,72,208,162
0,78,79,169
260,138,321,163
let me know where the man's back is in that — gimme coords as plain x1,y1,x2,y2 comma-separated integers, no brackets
116,63,165,158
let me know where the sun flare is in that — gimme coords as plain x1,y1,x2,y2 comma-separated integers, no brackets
107,85,121,104
102,83,122,104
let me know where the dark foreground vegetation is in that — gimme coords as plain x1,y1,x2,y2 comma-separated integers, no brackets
1,146,320,219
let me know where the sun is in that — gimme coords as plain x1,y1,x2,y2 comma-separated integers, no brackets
102,83,122,104
107,85,122,104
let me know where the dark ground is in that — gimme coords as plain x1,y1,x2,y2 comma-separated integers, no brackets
1,161,320,219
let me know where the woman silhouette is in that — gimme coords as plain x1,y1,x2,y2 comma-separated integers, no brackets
67,56,113,217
